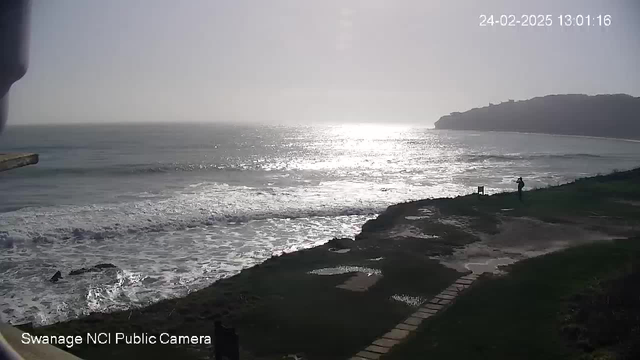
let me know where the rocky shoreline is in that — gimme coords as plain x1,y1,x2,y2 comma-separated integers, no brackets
21,168,640,359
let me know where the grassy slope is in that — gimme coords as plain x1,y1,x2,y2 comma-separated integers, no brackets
388,238,640,360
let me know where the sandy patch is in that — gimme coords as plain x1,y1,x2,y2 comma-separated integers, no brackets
433,217,616,274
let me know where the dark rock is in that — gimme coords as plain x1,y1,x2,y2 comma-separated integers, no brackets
69,263,117,276
71,268,88,275
69,267,90,275
50,271,62,282
94,263,117,269
72,228,84,239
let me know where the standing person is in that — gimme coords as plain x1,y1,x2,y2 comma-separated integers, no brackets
516,177,525,202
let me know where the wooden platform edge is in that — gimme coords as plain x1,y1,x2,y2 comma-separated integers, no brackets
0,153,39,172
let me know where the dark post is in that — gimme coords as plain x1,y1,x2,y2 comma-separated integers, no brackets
214,321,239,360
0,0,32,134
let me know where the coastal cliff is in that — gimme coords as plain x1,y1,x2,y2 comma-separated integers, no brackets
434,94,640,140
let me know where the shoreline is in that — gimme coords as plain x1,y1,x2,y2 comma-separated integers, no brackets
17,167,640,359
429,127,640,143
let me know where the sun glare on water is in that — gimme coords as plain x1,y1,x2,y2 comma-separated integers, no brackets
329,123,411,141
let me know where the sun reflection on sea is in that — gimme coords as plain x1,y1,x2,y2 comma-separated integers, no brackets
328,123,412,141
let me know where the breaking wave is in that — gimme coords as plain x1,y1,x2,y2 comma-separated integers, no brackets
462,153,607,162
0,182,386,246
6,163,267,178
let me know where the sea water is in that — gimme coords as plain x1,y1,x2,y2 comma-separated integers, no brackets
1,123,639,325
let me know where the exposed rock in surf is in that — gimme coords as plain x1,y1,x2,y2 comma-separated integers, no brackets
94,263,117,269
69,263,117,276
72,228,84,239
50,271,62,283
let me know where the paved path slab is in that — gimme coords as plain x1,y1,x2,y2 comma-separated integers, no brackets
356,350,381,359
396,323,418,331
365,345,390,354
456,279,474,285
373,338,399,347
436,293,455,300
412,311,433,319
404,316,425,326
350,274,479,359
382,329,410,340
423,303,444,310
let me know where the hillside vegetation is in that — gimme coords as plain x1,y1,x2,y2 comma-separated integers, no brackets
434,94,640,140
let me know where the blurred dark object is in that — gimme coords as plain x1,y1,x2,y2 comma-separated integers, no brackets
0,152,38,172
214,321,240,360
49,271,62,283
0,0,31,134
477,186,484,195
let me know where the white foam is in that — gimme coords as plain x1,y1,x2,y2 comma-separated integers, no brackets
0,214,373,325
390,294,425,307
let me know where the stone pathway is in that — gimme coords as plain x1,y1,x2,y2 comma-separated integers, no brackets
349,273,479,360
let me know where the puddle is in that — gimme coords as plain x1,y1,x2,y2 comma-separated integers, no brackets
368,257,384,261
389,225,439,240
418,206,437,216
328,248,350,254
432,217,618,275
614,199,640,207
437,216,472,228
431,242,524,274
390,294,425,307
337,272,382,292
284,355,305,360
308,266,381,276
465,257,517,274
405,215,429,220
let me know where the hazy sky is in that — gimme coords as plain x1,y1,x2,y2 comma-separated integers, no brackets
8,0,640,125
